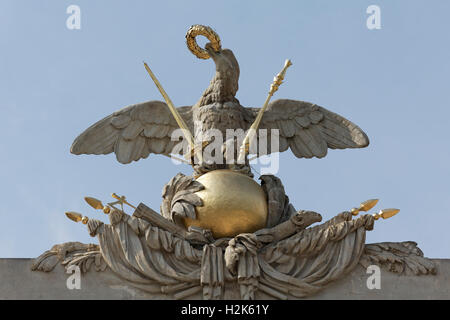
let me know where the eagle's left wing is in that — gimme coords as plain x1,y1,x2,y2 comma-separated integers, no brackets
70,101,193,164
244,99,369,158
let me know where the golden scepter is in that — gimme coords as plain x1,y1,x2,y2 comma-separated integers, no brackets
238,59,292,163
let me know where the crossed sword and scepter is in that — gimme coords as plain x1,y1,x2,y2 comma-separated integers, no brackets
65,33,399,226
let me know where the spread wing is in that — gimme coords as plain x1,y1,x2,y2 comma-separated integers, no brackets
245,99,369,158
71,101,193,164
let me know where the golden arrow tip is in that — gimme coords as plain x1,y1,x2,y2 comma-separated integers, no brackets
84,197,104,210
111,193,123,201
110,193,136,210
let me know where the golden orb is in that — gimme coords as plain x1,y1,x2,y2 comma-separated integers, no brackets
183,169,268,238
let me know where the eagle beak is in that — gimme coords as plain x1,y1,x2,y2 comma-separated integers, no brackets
205,42,220,58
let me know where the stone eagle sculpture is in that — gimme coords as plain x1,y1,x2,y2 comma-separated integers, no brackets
32,25,436,301
70,26,369,172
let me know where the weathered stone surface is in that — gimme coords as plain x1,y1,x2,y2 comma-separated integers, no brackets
20,24,435,302
1,258,448,299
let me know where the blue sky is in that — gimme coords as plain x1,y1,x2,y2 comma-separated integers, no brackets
1,0,449,258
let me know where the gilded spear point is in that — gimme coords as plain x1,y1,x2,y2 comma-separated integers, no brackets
84,196,110,213
350,199,379,216
65,211,89,224
373,208,400,220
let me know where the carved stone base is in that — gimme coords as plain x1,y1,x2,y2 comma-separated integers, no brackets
30,174,436,299
2,258,448,299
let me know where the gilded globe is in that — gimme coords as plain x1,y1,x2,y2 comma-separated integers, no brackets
183,169,268,238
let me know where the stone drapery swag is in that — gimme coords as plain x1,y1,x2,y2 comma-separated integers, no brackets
88,209,374,299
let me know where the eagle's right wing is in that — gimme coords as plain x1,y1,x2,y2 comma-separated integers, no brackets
70,101,192,164
245,99,369,158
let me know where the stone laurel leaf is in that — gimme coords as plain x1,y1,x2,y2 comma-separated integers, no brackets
359,241,436,275
172,190,203,206
161,173,204,225
30,252,60,272
31,242,101,273
62,251,108,273
259,175,294,228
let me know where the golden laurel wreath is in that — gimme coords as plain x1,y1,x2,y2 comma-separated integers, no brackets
186,25,222,59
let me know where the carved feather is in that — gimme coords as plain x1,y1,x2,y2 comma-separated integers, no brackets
246,99,369,158
70,101,193,164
